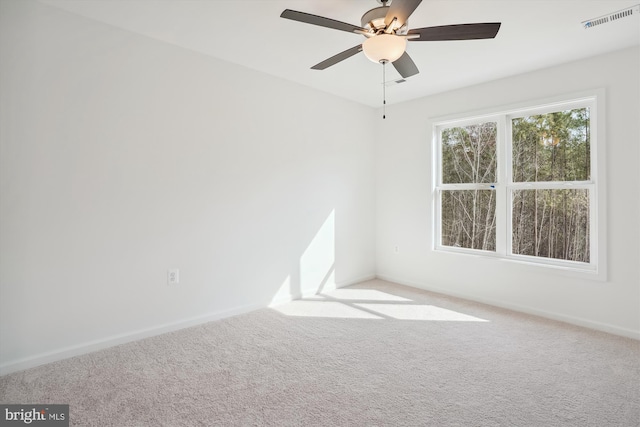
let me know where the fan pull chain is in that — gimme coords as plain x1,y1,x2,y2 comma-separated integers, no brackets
382,60,386,119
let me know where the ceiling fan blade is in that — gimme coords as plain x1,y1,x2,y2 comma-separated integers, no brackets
392,52,419,78
311,45,363,70
281,9,366,34
384,0,423,29
408,23,501,41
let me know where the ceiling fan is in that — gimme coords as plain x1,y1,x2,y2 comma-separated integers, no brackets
280,0,501,79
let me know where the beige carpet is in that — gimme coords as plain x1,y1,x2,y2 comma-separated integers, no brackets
1,279,639,426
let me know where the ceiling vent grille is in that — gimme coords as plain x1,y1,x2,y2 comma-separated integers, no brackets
385,79,407,87
582,4,640,29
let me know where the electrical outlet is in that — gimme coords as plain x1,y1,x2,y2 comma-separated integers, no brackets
167,269,180,285
394,245,400,254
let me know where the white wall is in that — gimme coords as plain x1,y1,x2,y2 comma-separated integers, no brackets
0,1,376,373
376,47,640,338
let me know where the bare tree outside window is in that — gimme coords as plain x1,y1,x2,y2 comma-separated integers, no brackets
442,190,496,250
511,108,590,263
512,189,590,262
440,123,497,251
512,109,590,183
442,123,497,184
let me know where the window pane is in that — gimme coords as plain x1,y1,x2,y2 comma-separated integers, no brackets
512,189,590,262
512,108,590,182
441,190,496,251
441,123,497,184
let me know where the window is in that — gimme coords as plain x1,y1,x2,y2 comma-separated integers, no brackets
433,94,602,275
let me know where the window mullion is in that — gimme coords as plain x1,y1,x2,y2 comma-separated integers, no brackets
495,115,508,256
510,181,593,190
432,126,442,250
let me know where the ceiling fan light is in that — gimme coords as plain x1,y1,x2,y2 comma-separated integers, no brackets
362,34,407,63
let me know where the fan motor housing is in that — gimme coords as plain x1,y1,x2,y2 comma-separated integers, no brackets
361,6,408,34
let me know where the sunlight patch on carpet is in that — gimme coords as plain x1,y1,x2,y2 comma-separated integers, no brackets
272,300,384,319
354,304,489,322
272,298,488,322
306,289,412,302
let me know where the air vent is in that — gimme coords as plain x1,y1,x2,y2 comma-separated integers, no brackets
582,4,639,29
384,79,407,87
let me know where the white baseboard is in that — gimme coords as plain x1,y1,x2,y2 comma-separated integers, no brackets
1,273,378,376
0,302,264,377
375,274,640,340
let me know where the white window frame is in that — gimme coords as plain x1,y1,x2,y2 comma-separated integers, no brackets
431,90,606,280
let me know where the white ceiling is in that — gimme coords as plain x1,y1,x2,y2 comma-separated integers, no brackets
39,0,640,107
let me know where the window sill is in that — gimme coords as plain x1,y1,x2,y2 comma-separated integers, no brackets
433,246,606,282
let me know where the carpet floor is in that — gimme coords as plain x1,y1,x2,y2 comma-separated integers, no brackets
1,279,639,426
